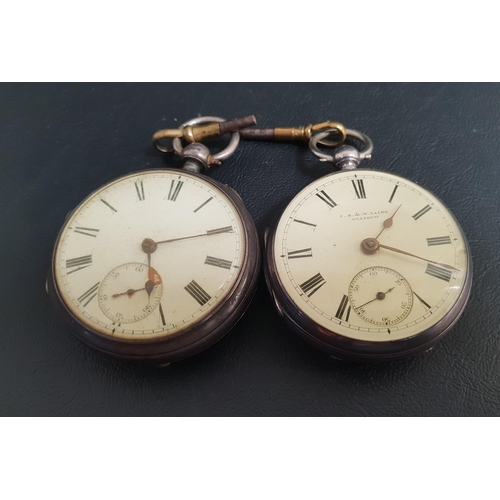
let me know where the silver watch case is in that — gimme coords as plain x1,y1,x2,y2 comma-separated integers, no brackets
264,170,472,362
47,169,260,364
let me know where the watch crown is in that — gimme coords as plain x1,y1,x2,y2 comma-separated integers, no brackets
332,145,361,170
181,143,212,173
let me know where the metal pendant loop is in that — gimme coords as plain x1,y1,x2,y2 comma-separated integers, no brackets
173,116,240,162
309,128,373,170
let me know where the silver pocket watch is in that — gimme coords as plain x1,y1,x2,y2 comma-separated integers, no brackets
47,116,260,364
264,129,472,361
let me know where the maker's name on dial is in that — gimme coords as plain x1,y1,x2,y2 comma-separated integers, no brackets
339,210,389,221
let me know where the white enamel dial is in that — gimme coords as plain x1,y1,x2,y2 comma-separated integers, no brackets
54,170,245,340
273,170,469,342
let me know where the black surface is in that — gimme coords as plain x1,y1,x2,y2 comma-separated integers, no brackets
1,83,498,416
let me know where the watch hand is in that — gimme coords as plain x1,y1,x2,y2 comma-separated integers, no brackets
155,227,233,245
413,291,431,309
355,287,395,310
141,239,163,304
378,243,459,271
375,204,402,239
145,278,154,304
112,279,161,300
146,252,152,304
112,287,146,299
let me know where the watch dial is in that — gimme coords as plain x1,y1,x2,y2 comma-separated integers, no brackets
54,170,245,339
273,170,469,342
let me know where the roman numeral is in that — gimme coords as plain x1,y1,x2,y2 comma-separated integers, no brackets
413,204,432,220
207,226,233,235
388,184,399,203
300,273,326,297
293,219,317,229
78,282,100,307
316,190,337,209
351,179,366,199
135,180,145,201
425,263,452,282
74,227,99,237
194,197,213,213
205,256,232,270
287,248,313,259
100,199,117,213
167,180,184,201
66,255,92,274
413,291,431,310
335,294,351,321
185,280,211,306
427,236,452,246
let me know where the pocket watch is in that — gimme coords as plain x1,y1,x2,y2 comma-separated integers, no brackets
47,116,260,364
264,129,472,361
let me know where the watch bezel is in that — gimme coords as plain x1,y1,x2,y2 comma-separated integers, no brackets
47,168,260,363
264,169,473,362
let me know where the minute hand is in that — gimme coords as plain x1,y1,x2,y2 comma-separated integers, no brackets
156,226,233,245
378,243,459,271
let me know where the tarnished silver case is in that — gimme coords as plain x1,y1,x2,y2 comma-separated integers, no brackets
47,169,260,364
264,170,472,362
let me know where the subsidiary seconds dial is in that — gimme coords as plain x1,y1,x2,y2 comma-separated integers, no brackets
348,267,413,326
98,262,163,324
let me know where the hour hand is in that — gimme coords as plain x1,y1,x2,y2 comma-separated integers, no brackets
144,268,162,303
145,279,154,303
375,204,401,239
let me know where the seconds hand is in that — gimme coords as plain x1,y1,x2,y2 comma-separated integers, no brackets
355,287,395,310
112,287,146,299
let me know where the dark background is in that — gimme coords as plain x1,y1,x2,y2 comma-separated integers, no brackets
1,83,498,416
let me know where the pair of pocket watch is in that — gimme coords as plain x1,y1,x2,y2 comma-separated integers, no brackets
47,116,472,363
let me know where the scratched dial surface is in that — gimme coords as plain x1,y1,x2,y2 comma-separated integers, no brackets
54,170,245,339
273,170,469,342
